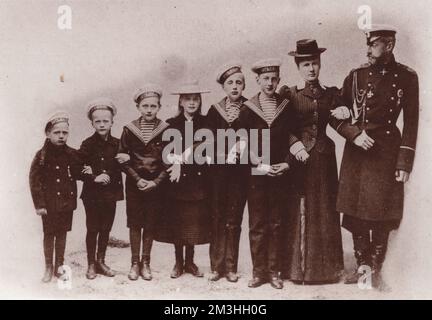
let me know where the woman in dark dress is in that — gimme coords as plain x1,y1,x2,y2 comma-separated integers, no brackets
155,81,211,279
279,39,349,284
206,63,248,282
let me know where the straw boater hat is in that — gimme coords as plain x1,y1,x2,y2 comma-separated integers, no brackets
86,97,117,119
288,39,326,57
171,80,210,95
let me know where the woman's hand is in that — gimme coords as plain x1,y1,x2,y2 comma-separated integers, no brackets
330,106,350,120
295,149,310,163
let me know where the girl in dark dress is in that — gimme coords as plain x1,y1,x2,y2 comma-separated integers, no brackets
155,81,211,279
29,111,81,283
280,40,349,284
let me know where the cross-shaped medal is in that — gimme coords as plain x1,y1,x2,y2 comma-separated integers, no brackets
380,68,388,76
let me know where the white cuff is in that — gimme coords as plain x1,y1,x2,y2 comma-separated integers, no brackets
290,141,306,155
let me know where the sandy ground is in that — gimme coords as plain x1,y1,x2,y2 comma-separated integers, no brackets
0,200,403,300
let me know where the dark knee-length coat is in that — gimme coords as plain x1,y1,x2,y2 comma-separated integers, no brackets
29,140,81,233
335,55,419,224
278,83,344,283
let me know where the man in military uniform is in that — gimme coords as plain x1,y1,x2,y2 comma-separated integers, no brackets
334,25,419,287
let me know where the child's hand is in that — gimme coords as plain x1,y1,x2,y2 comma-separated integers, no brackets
330,106,350,120
95,173,111,185
115,153,130,164
82,165,93,175
167,163,181,183
136,178,148,189
269,162,289,176
36,208,47,216
140,180,157,192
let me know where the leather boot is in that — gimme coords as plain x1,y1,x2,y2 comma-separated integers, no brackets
269,273,283,289
344,233,371,284
54,233,66,278
86,264,97,280
42,234,54,283
141,255,152,281
42,264,54,283
96,252,115,277
371,230,389,289
184,245,203,277
170,245,184,279
128,261,140,281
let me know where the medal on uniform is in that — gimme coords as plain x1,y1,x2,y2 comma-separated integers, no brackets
397,89,403,106
366,88,374,99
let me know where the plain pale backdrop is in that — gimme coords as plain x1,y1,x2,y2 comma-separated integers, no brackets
0,0,431,298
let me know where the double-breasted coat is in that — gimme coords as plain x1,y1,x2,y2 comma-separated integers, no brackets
278,83,344,283
335,54,419,230
118,118,169,230
155,113,211,245
206,96,249,273
29,141,81,234
78,132,124,203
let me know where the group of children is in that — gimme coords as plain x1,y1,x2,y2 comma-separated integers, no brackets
30,49,349,289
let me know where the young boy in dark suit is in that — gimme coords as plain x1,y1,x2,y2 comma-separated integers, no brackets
77,98,124,280
29,111,81,283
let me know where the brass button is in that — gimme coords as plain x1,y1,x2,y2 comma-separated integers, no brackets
197,172,202,176
391,97,395,100
388,120,392,124
365,119,369,123
102,170,107,173
394,74,398,77
56,179,60,183
367,83,372,87
101,157,104,161
70,192,73,195
366,107,370,111
392,84,396,87
369,72,373,76
313,99,317,103
56,166,60,169
389,109,393,112
57,192,61,196
386,131,390,135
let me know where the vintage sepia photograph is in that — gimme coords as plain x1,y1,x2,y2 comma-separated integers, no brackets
0,0,431,302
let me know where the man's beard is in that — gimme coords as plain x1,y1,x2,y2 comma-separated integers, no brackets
368,52,390,65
